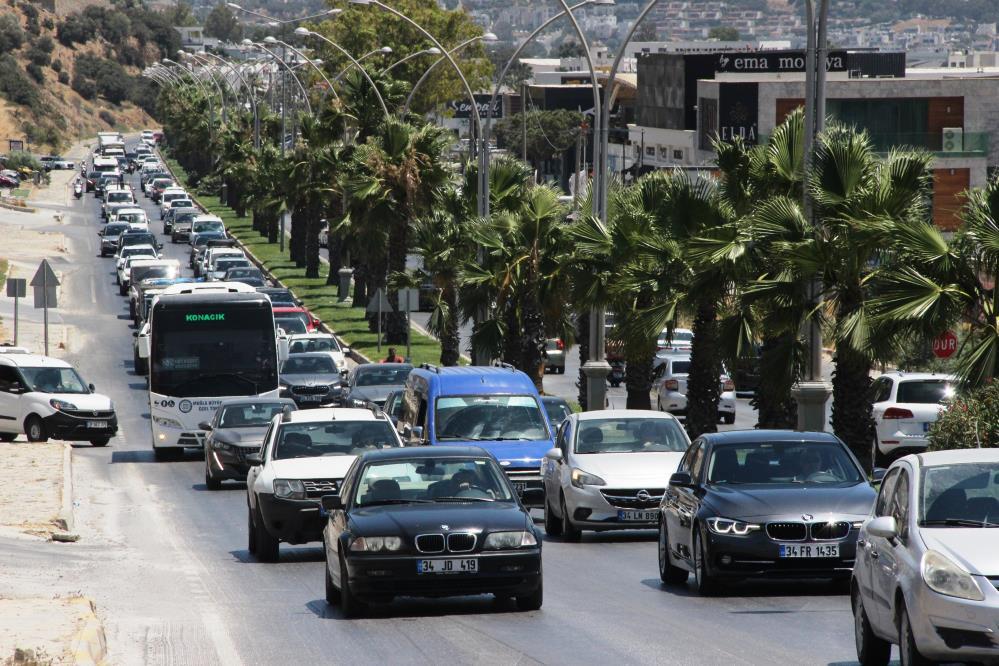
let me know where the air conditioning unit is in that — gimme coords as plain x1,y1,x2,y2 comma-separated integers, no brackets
942,127,964,152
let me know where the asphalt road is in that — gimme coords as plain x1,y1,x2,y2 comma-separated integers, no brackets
13,159,875,664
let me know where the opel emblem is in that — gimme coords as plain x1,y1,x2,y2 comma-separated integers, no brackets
637,490,651,502
802,513,813,521
440,524,450,531
92,411,99,416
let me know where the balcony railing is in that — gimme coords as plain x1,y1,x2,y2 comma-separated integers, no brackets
865,132,989,157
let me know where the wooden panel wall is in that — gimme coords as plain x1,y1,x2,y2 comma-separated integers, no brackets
933,168,970,231
775,98,805,125
927,97,964,135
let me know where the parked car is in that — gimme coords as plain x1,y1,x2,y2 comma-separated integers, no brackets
245,406,404,561
658,430,877,594
870,372,956,464
320,446,543,616
852,448,999,665
653,354,737,424
543,410,690,539
279,353,345,408
202,398,297,490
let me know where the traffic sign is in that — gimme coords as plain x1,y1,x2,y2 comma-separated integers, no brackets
400,288,420,313
29,259,59,355
5,278,25,298
364,288,393,315
29,259,59,288
932,330,958,359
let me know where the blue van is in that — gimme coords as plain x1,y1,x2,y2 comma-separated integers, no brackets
396,365,554,506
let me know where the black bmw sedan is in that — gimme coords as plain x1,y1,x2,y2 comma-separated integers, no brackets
320,446,543,617
657,430,877,594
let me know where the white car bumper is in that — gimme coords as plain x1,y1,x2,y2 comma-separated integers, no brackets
563,484,661,530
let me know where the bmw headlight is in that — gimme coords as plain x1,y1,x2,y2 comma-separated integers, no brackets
152,416,183,428
273,478,306,500
349,536,403,552
50,399,78,411
706,517,760,536
570,468,606,488
922,550,984,601
483,531,538,550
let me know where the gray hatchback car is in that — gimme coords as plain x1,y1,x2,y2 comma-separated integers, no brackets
852,448,999,665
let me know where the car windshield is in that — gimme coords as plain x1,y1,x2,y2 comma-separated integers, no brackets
282,356,336,374
193,221,224,234
705,441,864,485
436,395,550,442
897,380,954,404
20,366,89,394
273,421,398,460
218,403,288,428
575,417,688,453
275,317,307,334
355,366,411,387
542,399,572,425
131,265,177,283
122,247,154,258
920,463,999,526
215,259,249,272
353,457,515,506
289,338,341,354
193,233,224,246
171,200,193,208
108,192,131,203
261,290,295,306
228,269,261,278
104,224,127,236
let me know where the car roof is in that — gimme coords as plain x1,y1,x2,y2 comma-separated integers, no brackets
281,407,386,424
877,371,956,382
358,363,412,372
288,333,333,340
0,353,72,368
410,365,535,392
699,429,842,445
216,397,296,409
123,244,157,252
357,446,490,463
914,448,999,467
285,352,336,359
574,409,677,421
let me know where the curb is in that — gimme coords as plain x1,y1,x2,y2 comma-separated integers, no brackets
54,443,74,533
68,598,107,666
0,199,36,213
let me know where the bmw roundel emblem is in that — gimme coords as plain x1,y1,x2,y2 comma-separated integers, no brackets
802,514,814,521
178,400,193,413
440,524,450,531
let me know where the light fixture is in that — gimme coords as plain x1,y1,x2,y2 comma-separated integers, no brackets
427,47,442,55
241,38,253,46
226,2,241,9
482,32,498,42
264,36,278,44
379,46,393,54
294,27,310,36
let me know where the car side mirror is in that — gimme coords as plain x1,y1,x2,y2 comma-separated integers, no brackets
321,494,343,512
245,453,263,466
342,346,351,354
198,421,212,431
872,467,887,483
8,382,24,394
669,471,693,488
545,447,563,462
88,383,95,392
411,425,424,441
867,516,898,539
157,243,164,250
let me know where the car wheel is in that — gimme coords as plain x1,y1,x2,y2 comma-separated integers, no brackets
658,517,688,584
325,554,340,605
722,413,735,425
692,527,717,595
0,432,16,442
560,493,581,542
25,416,47,443
205,463,222,491
253,506,280,562
118,283,126,296
339,553,366,617
90,437,110,447
899,603,932,666
853,588,891,666
515,571,543,611
128,300,136,320
134,351,147,376
543,494,563,537
153,447,182,461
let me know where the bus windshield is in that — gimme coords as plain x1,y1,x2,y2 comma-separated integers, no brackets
151,304,278,398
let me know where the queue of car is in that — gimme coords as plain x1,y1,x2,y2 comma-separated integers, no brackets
58,134,999,654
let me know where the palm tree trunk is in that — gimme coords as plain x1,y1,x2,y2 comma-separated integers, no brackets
576,311,590,411
266,207,279,244
753,334,798,429
439,285,460,367
305,199,321,279
290,204,306,267
326,231,342,286
831,294,874,470
624,343,655,410
520,303,546,391
502,301,520,367
686,297,722,439
385,220,409,345
353,262,368,307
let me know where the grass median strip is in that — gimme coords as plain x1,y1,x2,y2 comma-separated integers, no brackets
166,159,443,366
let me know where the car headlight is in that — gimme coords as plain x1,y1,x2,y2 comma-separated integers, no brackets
49,399,78,411
212,440,233,452
349,536,403,552
922,550,985,601
570,468,606,488
483,531,538,550
152,416,183,428
706,517,761,536
272,478,307,500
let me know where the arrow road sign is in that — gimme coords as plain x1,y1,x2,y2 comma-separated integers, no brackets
30,259,60,288
365,288,394,315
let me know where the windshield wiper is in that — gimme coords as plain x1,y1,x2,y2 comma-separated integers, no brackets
433,496,495,502
920,518,999,528
360,499,433,507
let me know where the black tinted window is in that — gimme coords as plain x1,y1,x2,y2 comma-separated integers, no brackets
896,380,953,404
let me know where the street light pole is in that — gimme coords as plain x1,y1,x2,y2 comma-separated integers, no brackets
793,0,832,432
333,46,393,83
294,28,390,119
197,50,261,149
182,52,230,124
402,34,497,115
381,48,441,76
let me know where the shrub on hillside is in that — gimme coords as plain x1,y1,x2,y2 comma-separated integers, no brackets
73,54,132,105
71,71,96,99
57,14,91,47
51,58,62,73
26,39,53,67
0,13,25,52
98,109,115,126
57,70,69,85
0,54,40,109
25,62,45,83
3,151,42,172
927,381,999,451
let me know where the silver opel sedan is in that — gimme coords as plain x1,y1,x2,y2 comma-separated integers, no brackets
851,448,999,665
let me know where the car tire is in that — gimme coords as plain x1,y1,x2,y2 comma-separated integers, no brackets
515,572,543,611
90,437,110,447
205,464,222,491
118,283,126,296
25,416,47,443
153,447,182,462
339,554,365,617
692,527,718,595
0,432,16,442
722,413,735,425
853,588,891,666
899,603,933,666
560,493,581,542
325,555,340,605
134,351,147,376
658,517,688,584
253,506,280,562
247,505,257,554
543,495,563,537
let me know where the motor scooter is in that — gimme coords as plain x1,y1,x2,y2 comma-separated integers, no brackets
73,180,83,199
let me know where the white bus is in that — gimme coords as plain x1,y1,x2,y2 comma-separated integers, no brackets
143,288,283,460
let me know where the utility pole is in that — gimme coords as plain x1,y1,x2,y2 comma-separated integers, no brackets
521,81,528,163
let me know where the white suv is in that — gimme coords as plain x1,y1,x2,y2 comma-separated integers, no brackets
870,371,956,462
246,407,404,561
653,354,737,424
0,348,117,446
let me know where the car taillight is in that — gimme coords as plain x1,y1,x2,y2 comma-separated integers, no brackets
883,407,914,420
665,379,679,391
722,379,735,391
556,338,564,350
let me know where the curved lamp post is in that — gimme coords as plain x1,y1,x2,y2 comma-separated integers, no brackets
381,47,440,76
402,33,496,115
195,50,261,149
293,27,389,120
333,46,392,83
162,57,218,141
244,39,314,116
226,3,341,24
261,35,339,104
180,51,231,123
